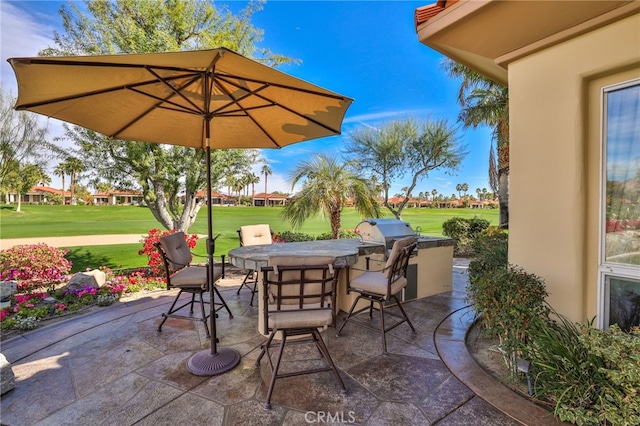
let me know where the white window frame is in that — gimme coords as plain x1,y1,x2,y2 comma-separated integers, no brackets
597,78,640,330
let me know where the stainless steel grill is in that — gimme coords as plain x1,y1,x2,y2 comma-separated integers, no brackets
355,218,417,249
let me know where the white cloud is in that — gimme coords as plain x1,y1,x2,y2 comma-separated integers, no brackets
343,109,435,127
1,2,56,94
1,2,71,187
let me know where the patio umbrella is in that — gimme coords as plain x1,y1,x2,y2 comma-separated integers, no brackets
8,48,353,376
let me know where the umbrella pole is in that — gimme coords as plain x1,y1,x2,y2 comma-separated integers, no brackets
186,121,240,376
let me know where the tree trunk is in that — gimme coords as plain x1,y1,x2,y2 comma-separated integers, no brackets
331,208,341,239
70,173,76,205
142,185,204,233
498,170,509,228
264,175,269,207
16,191,22,212
177,190,203,232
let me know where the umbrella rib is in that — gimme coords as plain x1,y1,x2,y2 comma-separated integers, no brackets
11,57,206,73
210,76,282,148
110,72,207,137
215,73,347,101
215,75,345,135
144,67,204,114
14,72,202,111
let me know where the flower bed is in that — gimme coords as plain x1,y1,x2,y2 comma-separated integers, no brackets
0,267,166,338
1,230,200,339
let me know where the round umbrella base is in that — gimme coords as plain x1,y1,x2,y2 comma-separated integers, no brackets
187,348,241,376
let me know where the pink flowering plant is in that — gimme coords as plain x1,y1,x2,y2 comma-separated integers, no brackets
0,244,72,292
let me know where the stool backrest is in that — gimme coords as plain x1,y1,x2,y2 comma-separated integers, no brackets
239,224,273,246
383,236,417,279
158,231,192,273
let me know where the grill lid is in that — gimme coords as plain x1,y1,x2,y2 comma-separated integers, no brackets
356,218,416,244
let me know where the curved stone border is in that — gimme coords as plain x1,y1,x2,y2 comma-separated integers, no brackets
434,305,564,426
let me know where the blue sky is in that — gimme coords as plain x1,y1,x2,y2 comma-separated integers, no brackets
1,0,493,196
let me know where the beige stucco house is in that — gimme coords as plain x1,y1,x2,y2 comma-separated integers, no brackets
416,1,640,329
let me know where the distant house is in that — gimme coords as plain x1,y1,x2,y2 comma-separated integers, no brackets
253,192,289,207
385,197,430,208
93,190,144,205
194,191,235,206
470,199,498,209
21,186,70,204
436,199,462,209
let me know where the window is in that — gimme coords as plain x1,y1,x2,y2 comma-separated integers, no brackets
600,80,640,331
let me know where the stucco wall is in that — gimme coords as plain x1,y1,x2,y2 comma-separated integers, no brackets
508,13,640,323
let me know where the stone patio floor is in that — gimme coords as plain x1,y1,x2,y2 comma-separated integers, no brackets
0,260,561,425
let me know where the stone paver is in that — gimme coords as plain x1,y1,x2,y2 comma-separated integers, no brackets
0,260,562,425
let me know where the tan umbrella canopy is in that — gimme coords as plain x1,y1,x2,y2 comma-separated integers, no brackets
8,47,353,376
9,48,351,149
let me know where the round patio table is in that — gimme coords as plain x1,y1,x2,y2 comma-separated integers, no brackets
228,238,378,335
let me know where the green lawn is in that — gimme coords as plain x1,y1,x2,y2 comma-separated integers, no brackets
1,204,498,272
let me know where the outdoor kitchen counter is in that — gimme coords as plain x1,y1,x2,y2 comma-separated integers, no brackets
415,236,456,249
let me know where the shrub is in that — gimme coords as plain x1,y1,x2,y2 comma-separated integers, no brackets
525,315,640,425
15,316,40,331
316,229,359,240
442,216,490,256
468,227,509,277
96,294,117,306
275,231,315,242
467,264,550,374
138,229,198,275
0,244,72,292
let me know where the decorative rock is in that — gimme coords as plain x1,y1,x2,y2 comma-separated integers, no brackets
0,353,15,395
0,281,17,301
85,269,107,287
65,269,107,291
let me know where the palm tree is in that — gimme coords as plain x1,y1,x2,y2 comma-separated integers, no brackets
233,180,243,198
456,183,463,199
53,163,67,199
261,164,272,207
38,168,51,187
281,153,380,239
225,175,236,200
239,173,252,198
65,157,84,205
249,173,260,200
443,59,509,227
